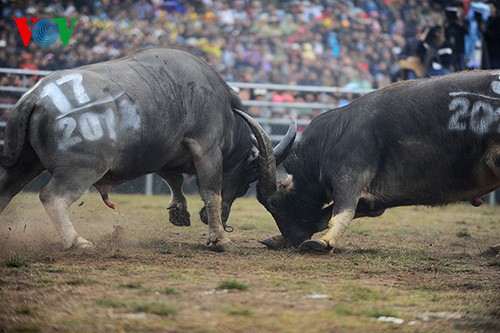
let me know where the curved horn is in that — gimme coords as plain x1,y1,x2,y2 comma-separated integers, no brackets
233,109,277,198
274,117,297,165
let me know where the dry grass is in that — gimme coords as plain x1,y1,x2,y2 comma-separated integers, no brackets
0,192,499,332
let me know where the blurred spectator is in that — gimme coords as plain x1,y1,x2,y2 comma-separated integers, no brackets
465,1,491,68
444,4,468,71
483,1,500,69
247,88,269,118
0,0,447,87
415,25,453,77
19,52,37,71
135,0,154,20
0,0,487,122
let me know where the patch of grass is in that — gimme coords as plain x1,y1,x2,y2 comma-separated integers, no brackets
64,277,97,286
174,252,194,259
486,260,499,267
139,284,182,295
153,241,195,258
8,325,40,333
95,297,177,316
456,228,471,238
3,254,30,268
15,305,35,315
239,223,257,231
222,304,253,317
131,301,178,316
45,266,66,273
108,249,127,259
449,240,468,247
454,282,483,290
96,296,127,309
342,283,387,301
334,303,354,316
38,277,54,284
118,281,142,289
416,282,441,291
157,287,181,295
488,306,500,317
217,279,249,291
348,227,372,236
162,269,203,283
154,241,173,254
418,264,456,274
361,307,399,318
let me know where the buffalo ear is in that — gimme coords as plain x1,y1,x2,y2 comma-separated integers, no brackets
278,174,294,190
248,146,259,163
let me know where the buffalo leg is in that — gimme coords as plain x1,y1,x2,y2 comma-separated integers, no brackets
200,189,233,251
158,172,191,227
187,142,232,251
321,208,356,247
299,187,359,252
299,208,356,252
300,164,375,252
0,150,44,213
354,198,385,218
39,169,102,250
486,147,500,180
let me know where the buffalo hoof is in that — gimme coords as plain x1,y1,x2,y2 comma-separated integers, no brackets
167,205,191,227
67,237,94,251
260,234,289,250
207,238,236,252
298,239,330,252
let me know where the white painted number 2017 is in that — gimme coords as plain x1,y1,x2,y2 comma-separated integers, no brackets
40,73,135,150
448,95,500,135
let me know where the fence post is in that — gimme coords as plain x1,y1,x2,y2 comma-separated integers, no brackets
145,173,153,196
487,191,496,205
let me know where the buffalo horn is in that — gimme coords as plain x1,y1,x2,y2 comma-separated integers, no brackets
274,117,297,165
233,109,277,198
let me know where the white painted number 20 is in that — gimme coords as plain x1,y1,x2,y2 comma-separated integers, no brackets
448,96,500,135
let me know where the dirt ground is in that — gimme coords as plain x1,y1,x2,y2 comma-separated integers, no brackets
0,192,499,333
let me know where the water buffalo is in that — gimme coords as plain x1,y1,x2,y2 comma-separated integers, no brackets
242,70,500,252
0,48,296,251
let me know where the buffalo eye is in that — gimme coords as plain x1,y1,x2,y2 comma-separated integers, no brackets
268,198,278,211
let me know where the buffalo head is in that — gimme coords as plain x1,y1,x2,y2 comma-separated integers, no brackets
199,109,297,229
234,110,329,247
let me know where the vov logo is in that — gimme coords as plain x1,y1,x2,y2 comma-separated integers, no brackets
13,18,78,47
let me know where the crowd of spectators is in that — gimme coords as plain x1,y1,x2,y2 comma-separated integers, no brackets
0,0,499,122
